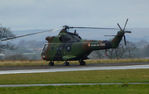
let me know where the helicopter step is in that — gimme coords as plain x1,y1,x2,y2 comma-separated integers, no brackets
64,61,70,66
49,61,54,66
79,60,86,65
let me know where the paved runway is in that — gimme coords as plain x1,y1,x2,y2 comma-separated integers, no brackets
0,83,149,87
0,64,149,74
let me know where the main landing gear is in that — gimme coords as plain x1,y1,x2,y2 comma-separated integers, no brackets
79,60,86,65
49,60,85,66
49,61,54,66
64,61,69,66
49,61,70,66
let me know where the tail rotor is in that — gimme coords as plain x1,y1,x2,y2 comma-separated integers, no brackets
117,18,131,45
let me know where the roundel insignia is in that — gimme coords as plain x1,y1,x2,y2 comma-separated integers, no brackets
66,46,71,51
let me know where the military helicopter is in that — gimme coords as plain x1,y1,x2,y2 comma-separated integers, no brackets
1,19,131,66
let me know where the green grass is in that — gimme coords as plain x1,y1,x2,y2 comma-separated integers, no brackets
1,69,149,94
0,69,149,84
0,58,149,67
0,85,149,94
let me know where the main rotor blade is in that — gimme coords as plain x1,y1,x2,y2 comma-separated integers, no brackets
104,35,116,37
123,18,128,31
1,29,56,41
69,26,118,30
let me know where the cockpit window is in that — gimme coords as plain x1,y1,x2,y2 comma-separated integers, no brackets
59,32,81,43
42,44,48,53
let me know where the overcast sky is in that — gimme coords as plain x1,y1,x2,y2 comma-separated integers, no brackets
0,0,149,30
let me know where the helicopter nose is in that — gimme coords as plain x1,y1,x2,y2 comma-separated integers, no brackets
41,55,47,60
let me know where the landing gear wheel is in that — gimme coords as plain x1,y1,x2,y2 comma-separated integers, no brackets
49,61,54,66
79,60,86,65
64,61,69,66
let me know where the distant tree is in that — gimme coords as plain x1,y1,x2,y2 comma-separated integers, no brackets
89,50,104,59
106,44,125,59
0,25,16,53
131,40,149,58
106,41,136,59
5,54,28,60
124,41,137,58
0,25,15,39
143,44,149,57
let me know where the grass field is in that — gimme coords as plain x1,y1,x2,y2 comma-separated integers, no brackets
0,58,149,66
0,85,149,94
0,69,149,84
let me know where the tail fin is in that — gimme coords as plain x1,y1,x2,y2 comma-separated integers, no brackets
110,19,131,48
111,31,124,48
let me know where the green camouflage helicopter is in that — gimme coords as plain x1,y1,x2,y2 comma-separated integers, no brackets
1,19,131,66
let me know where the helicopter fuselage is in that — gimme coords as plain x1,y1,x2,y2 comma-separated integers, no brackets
41,39,112,61
41,29,124,61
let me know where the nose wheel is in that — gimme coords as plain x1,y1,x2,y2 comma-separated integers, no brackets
49,61,54,66
79,60,86,65
64,61,69,66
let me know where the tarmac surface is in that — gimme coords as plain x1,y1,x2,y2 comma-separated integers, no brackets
0,62,149,70
0,62,149,74
0,83,149,87
0,62,149,87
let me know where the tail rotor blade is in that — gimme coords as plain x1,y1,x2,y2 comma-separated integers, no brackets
123,18,128,31
117,23,123,31
124,35,127,45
